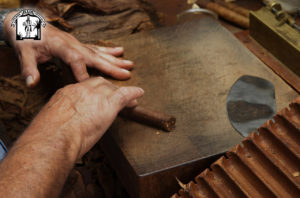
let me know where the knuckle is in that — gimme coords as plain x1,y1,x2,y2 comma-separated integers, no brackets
66,83,83,92
85,46,97,56
72,53,85,63
67,50,84,65
55,87,65,95
95,76,105,82
72,84,87,93
51,87,71,103
110,57,121,64
95,76,113,87
62,84,90,99
61,84,76,94
52,35,64,45
116,87,129,102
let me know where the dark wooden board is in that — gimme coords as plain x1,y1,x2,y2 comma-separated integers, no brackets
100,16,298,198
235,30,300,93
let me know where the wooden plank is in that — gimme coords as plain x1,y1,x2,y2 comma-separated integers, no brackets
235,30,300,93
250,8,300,78
100,16,299,198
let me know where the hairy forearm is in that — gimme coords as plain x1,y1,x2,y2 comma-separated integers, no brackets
0,122,80,198
0,76,143,197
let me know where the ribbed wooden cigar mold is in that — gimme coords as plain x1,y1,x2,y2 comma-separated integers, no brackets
172,97,300,198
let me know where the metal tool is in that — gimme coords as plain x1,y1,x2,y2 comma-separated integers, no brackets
250,3,300,78
265,1,300,32
263,0,300,15
0,124,8,161
178,1,250,28
227,75,276,137
177,3,218,23
197,0,249,28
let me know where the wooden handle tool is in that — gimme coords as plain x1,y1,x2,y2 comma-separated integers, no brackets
120,106,176,132
215,0,250,18
198,0,249,28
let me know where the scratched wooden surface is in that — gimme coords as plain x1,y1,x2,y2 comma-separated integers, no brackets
101,16,299,198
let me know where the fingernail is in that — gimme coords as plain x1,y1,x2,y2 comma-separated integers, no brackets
122,69,130,74
139,88,144,94
114,47,123,51
123,60,133,65
127,99,138,108
26,75,34,87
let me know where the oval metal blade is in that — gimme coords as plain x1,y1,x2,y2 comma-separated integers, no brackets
226,75,276,137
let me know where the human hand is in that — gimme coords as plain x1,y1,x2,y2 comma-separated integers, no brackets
28,77,144,158
3,11,133,88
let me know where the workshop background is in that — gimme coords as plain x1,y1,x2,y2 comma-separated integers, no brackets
0,0,299,198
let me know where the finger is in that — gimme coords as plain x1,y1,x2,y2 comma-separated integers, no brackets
126,99,138,108
69,61,89,82
90,57,131,80
98,46,124,56
98,53,134,70
87,45,124,56
62,49,90,82
110,87,144,111
85,45,133,70
19,52,40,88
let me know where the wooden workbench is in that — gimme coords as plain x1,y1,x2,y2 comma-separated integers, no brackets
100,16,299,198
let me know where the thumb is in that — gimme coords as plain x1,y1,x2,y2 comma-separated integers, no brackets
19,53,40,88
110,86,144,111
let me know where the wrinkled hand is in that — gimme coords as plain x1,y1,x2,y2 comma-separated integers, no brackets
4,11,133,87
28,77,144,158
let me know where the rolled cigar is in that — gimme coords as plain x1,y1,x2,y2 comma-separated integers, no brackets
198,0,249,28
215,0,250,18
120,106,176,132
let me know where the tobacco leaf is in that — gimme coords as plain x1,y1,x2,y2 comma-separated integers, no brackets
0,75,48,143
67,8,153,43
35,0,154,42
2,1,155,197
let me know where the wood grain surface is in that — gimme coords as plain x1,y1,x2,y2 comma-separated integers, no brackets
235,30,300,93
100,16,298,198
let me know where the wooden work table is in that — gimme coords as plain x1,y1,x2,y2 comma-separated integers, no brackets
100,16,299,198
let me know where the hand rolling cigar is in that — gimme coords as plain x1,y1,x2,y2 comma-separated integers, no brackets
120,106,176,132
197,0,249,28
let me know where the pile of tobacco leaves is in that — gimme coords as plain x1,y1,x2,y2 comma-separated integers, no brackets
0,0,159,197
